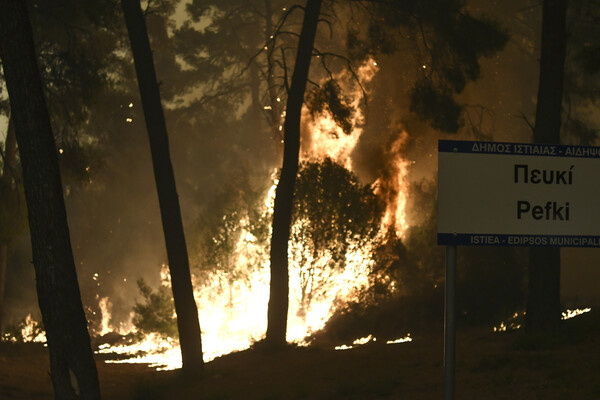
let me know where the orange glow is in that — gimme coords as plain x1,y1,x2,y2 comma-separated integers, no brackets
373,131,411,237
301,59,379,168
15,59,414,371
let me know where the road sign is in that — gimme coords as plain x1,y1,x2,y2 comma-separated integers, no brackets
437,139,600,247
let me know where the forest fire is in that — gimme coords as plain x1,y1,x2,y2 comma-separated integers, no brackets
374,132,411,237
2,314,46,344
2,1,600,398
334,333,413,350
302,59,378,168
92,57,413,370
98,173,381,369
562,307,591,320
492,308,593,332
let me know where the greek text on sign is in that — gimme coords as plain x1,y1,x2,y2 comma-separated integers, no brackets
437,140,600,247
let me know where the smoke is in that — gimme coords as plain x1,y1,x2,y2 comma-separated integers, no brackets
4,0,600,335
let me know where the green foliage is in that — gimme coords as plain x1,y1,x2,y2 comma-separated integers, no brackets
173,0,293,114
29,0,123,140
1,0,125,193
132,279,178,339
363,181,444,308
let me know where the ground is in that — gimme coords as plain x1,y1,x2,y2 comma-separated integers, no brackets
1,311,599,399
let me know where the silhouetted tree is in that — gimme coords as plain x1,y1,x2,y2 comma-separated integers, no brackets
0,0,121,333
352,0,508,133
0,118,19,333
132,278,179,338
265,0,508,347
175,0,291,149
0,0,101,398
562,0,600,145
266,0,322,348
121,0,204,372
527,0,568,332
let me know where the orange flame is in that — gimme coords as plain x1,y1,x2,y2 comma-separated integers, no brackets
301,59,379,167
373,131,411,237
97,58,412,370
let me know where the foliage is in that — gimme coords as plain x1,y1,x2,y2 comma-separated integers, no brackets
306,80,355,136
189,157,384,315
316,176,526,340
292,158,382,269
562,0,600,145
27,1,124,182
348,0,508,133
187,167,272,281
0,0,125,195
563,118,598,146
409,79,462,133
132,279,177,339
290,158,383,312
172,0,294,140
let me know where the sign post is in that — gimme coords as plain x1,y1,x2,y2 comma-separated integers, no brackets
443,245,456,400
437,139,600,400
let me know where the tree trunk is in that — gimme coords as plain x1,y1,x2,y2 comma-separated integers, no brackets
266,0,322,348
0,243,7,334
0,116,17,334
0,1,101,399
527,0,568,332
121,0,204,372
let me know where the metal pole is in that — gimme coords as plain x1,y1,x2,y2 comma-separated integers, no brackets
444,245,457,400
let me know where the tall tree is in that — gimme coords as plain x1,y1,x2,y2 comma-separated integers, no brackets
0,0,127,333
263,0,508,346
562,0,600,145
266,0,322,348
0,0,101,398
0,116,18,334
527,0,568,332
175,0,288,138
121,0,204,372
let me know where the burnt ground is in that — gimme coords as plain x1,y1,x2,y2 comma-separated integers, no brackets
1,311,599,400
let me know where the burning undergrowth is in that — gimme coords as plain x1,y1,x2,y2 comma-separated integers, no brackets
1,58,436,369
90,57,417,369
93,154,401,370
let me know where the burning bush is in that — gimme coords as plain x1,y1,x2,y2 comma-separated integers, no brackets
2,314,46,343
291,158,383,316
132,278,177,339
